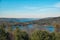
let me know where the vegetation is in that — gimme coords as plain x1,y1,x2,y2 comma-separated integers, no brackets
0,24,7,40
0,23,60,40
30,30,56,40
14,27,22,40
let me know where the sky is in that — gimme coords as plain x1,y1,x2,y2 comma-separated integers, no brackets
0,0,60,18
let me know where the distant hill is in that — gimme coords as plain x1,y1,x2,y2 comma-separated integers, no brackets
0,18,38,22
0,17,60,26
29,17,60,25
0,17,60,32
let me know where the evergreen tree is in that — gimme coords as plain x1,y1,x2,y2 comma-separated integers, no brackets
30,30,46,40
21,31,29,40
0,24,7,40
14,26,22,40
55,32,60,40
30,30,56,40
49,32,56,40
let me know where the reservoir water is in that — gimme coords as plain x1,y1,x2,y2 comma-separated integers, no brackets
6,18,55,32
12,24,55,32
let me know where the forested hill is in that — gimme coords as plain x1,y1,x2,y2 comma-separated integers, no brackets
0,17,60,26
0,18,37,22
29,17,60,25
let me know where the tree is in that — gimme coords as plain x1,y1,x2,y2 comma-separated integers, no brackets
53,23,60,32
14,26,22,40
51,32,56,40
0,24,7,40
48,32,56,40
30,30,56,40
55,32,60,40
31,30,46,40
7,23,13,33
21,31,29,40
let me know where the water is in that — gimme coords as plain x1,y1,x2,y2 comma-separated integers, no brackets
11,24,54,32
45,26,55,32
6,18,55,32
16,18,40,22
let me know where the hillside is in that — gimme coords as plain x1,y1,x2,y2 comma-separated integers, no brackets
0,17,60,26
29,17,60,25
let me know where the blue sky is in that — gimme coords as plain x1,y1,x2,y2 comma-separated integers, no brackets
0,0,60,18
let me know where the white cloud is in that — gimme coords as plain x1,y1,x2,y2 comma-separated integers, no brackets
1,7,60,18
24,6,40,10
54,2,60,8
0,13,60,18
40,8,59,11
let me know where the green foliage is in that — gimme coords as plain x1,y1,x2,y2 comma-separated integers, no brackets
30,30,56,40
0,24,7,40
0,24,60,40
14,27,22,40
55,32,60,40
50,32,56,40
21,31,29,40
14,27,29,40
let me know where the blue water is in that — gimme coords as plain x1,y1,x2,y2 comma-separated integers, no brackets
12,24,54,32
16,18,40,22
4,18,55,32
9,18,54,32
46,26,54,32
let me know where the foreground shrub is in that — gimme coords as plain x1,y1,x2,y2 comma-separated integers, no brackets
30,30,56,40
